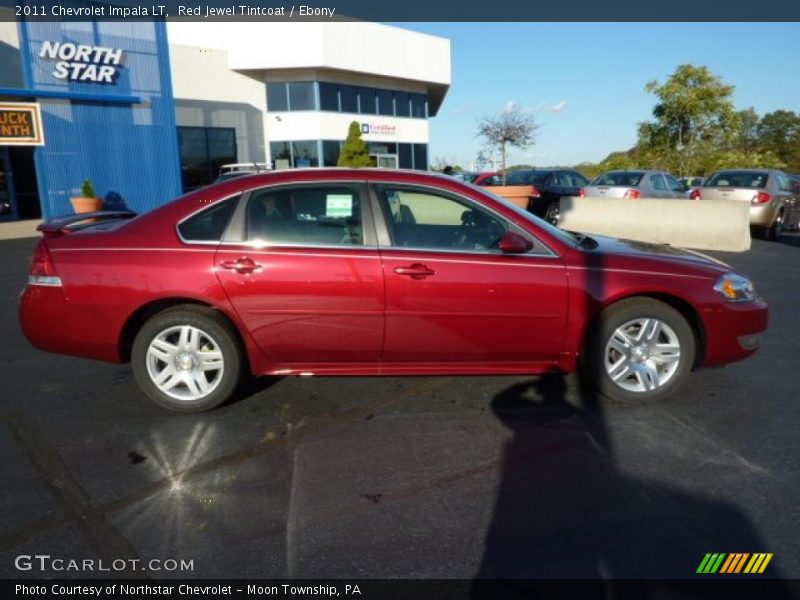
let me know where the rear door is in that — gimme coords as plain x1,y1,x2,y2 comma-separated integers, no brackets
214,181,385,367
372,183,569,365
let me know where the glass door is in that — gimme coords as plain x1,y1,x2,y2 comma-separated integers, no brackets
0,148,15,221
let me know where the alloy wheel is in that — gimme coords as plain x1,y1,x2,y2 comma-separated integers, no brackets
604,317,681,393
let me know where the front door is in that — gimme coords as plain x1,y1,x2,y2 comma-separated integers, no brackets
215,182,385,368
373,184,569,365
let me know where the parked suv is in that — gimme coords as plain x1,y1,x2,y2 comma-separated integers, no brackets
503,168,589,225
695,169,800,240
582,170,688,200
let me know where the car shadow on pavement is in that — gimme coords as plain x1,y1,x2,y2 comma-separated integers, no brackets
471,373,793,595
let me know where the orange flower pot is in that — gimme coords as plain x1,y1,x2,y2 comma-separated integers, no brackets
483,185,534,210
70,196,103,214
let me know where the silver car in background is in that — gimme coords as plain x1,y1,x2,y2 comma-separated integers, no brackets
582,170,688,200
696,169,800,241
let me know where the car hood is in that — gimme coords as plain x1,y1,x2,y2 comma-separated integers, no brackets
574,234,732,275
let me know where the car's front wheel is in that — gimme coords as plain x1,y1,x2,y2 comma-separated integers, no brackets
581,298,696,403
132,305,244,412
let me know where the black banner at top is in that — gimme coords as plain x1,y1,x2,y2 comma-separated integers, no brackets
1,0,800,21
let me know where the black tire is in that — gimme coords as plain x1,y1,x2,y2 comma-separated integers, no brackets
763,213,783,241
545,201,561,226
131,305,244,412
580,298,696,404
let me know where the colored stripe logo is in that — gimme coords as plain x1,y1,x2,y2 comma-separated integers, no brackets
697,553,773,574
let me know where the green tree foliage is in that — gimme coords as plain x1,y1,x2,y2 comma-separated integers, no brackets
757,110,800,173
572,65,791,177
337,121,374,167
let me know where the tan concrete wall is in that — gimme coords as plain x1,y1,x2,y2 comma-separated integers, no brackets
559,197,751,252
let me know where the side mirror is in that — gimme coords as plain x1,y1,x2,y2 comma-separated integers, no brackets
498,231,533,254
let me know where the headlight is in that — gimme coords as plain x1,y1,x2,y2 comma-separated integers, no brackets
714,272,756,302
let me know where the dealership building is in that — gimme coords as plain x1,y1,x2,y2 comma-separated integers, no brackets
0,19,451,221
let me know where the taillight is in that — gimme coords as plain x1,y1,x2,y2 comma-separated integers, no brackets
624,189,641,199
690,188,701,200
752,192,771,205
530,186,541,198
28,240,61,286
579,188,586,197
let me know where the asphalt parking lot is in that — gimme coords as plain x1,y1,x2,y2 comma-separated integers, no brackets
1,232,799,581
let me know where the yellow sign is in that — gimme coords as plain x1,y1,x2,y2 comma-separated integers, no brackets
0,103,44,146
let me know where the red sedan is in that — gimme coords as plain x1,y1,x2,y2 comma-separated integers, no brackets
20,169,767,412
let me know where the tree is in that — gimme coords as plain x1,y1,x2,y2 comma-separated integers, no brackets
757,110,800,173
337,121,373,167
476,106,538,185
638,65,738,175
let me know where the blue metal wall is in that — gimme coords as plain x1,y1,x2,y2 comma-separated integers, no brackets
18,21,183,219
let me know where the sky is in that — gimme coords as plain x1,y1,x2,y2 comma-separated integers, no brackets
394,23,800,170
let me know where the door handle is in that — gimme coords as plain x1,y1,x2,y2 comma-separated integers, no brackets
219,257,261,274
394,263,435,279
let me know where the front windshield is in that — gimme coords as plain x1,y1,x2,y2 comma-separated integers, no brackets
468,182,580,247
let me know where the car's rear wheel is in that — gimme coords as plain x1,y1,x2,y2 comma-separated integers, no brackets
581,298,696,403
545,201,561,226
763,212,783,241
132,306,243,412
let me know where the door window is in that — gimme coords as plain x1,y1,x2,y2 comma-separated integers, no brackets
378,187,509,252
651,174,667,192
246,185,364,246
664,174,684,192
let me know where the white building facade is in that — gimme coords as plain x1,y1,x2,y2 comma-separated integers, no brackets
167,22,451,188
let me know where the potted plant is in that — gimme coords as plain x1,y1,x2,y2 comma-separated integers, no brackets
70,179,103,214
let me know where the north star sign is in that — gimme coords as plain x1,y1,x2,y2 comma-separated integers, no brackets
38,41,124,84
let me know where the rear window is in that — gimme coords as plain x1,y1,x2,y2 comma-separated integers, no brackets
705,171,769,189
177,196,239,242
591,171,645,186
505,170,550,185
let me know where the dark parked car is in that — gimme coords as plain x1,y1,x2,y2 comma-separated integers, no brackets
20,169,767,412
503,168,589,225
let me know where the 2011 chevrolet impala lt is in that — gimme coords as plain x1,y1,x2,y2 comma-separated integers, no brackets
19,169,768,412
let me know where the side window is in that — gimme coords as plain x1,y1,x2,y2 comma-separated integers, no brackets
177,196,239,243
246,186,363,246
570,171,589,187
378,187,509,252
665,174,684,191
776,174,790,191
651,175,667,191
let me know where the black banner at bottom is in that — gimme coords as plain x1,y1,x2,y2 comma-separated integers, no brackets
6,579,800,600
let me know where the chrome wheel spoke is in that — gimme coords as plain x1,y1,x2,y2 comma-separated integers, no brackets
643,319,662,343
652,343,680,364
608,357,631,381
638,362,659,391
197,351,223,372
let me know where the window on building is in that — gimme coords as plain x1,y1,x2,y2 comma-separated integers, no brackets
394,92,410,118
266,82,288,112
398,144,413,169
322,140,342,167
377,89,393,116
410,93,427,118
319,82,339,111
292,141,320,168
270,141,292,170
177,196,240,243
340,85,358,113
178,126,237,191
412,144,428,170
288,82,315,111
246,185,364,246
358,87,376,115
